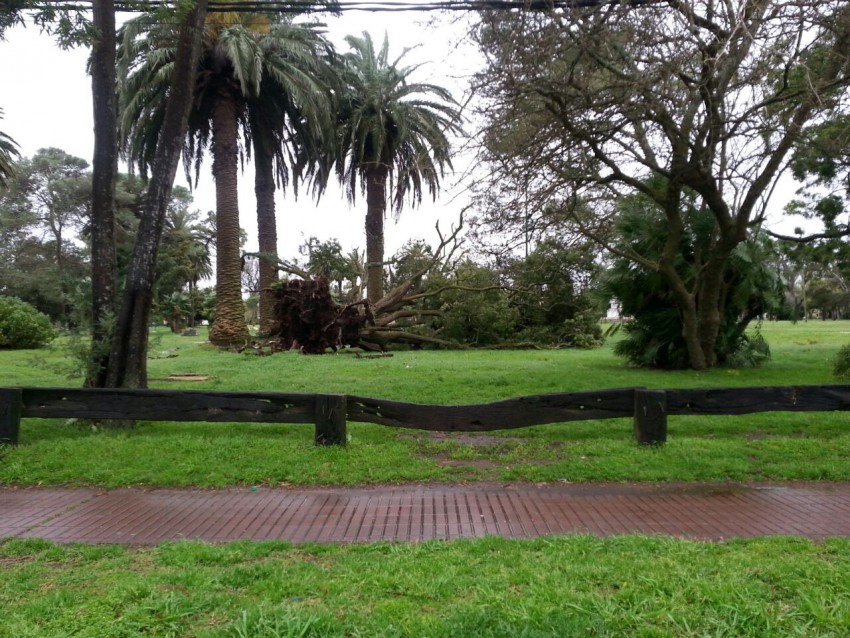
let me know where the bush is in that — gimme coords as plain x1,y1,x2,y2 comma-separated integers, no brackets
724,331,772,368
833,344,850,380
0,296,57,349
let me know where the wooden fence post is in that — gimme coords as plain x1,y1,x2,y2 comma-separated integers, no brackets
0,388,23,446
634,388,667,445
315,394,347,446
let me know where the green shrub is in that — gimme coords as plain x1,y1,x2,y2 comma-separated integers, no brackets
0,296,57,349
833,344,850,380
724,330,772,368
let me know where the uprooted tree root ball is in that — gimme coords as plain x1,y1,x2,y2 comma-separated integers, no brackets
267,277,373,354
265,275,461,354
264,219,466,354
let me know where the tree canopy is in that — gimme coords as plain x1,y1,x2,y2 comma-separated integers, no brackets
474,0,850,369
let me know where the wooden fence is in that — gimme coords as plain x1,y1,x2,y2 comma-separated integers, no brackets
2,384,850,447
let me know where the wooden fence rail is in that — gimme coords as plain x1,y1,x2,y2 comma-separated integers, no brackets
2,384,850,448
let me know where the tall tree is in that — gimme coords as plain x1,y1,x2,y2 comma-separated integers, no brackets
88,0,118,386
3,148,90,272
105,0,209,388
475,0,850,369
0,173,88,325
244,21,336,336
334,32,463,303
119,8,335,345
1,0,122,383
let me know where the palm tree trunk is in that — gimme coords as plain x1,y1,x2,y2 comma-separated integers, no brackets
105,0,208,389
365,165,388,304
208,95,250,346
251,117,279,337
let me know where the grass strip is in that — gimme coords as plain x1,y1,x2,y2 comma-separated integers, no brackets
2,535,849,637
1,320,850,487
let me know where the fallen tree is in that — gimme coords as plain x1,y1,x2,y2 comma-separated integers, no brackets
266,218,468,353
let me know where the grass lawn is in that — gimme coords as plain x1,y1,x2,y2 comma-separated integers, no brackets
2,322,850,637
1,320,849,487
2,536,850,637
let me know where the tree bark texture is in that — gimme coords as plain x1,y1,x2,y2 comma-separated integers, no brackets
252,120,279,338
88,0,118,387
105,0,209,389
365,165,388,304
208,95,250,346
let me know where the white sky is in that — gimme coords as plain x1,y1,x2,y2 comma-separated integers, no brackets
0,9,479,263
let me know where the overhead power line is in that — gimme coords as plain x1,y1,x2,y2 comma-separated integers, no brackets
25,0,662,14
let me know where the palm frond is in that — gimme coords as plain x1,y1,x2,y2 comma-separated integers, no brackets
117,8,336,195
0,108,20,186
335,31,463,213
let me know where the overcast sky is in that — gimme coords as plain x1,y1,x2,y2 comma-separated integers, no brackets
0,9,478,262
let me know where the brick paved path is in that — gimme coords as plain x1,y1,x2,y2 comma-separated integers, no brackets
2,482,849,545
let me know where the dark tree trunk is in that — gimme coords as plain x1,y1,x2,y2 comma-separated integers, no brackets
104,0,209,389
365,165,388,304
88,0,118,387
251,114,279,338
208,95,250,346
694,238,737,369
51,226,63,270
661,235,735,371
654,190,709,370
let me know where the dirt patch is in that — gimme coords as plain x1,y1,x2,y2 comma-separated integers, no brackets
431,456,503,469
399,432,525,446
166,374,210,382
744,431,806,441
0,556,31,566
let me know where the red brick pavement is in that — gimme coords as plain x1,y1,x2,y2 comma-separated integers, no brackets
2,482,850,545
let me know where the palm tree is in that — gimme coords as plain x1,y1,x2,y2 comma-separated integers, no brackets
118,9,335,345
165,207,214,295
334,32,463,303
0,108,20,186
245,30,337,336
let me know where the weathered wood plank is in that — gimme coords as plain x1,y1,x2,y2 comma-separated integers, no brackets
19,388,315,423
347,389,635,432
0,388,22,445
12,384,850,437
315,394,347,446
634,389,667,445
666,385,850,415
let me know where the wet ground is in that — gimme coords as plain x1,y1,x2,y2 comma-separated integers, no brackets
3,481,849,545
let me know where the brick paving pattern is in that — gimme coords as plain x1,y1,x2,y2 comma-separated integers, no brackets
2,482,850,545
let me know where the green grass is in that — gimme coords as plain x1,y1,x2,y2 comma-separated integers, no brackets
1,536,849,637
1,320,850,487
2,326,850,638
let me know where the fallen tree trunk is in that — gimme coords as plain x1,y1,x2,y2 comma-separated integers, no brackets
266,275,464,353
265,216,469,353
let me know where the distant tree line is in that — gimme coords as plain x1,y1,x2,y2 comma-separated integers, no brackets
0,148,214,330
